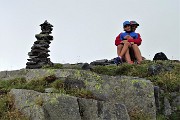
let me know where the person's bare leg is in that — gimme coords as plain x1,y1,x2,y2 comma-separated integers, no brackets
117,44,123,56
132,44,142,63
119,42,130,57
124,48,133,64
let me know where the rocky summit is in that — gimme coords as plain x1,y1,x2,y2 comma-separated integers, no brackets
0,68,156,120
0,60,180,120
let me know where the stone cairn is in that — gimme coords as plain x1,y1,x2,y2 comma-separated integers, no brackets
26,20,54,69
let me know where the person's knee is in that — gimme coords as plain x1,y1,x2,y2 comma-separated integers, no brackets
117,45,122,50
117,44,122,48
132,44,138,47
124,42,130,46
132,44,141,51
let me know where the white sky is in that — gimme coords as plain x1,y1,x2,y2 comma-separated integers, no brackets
0,0,179,71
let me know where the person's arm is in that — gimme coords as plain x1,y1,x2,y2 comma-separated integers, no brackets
127,33,142,46
115,33,122,46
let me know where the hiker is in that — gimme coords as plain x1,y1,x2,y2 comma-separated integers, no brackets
129,21,143,63
114,21,142,64
114,21,138,64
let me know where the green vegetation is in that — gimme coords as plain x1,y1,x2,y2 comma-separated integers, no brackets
128,107,152,120
0,77,47,93
39,60,180,93
0,76,93,97
156,114,167,120
0,75,95,119
92,60,180,92
0,94,28,120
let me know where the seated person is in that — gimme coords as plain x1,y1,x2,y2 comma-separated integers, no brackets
129,21,142,63
114,21,137,64
114,21,142,64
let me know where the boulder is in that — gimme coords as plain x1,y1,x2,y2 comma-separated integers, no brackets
9,89,130,120
90,59,110,66
154,86,160,112
9,89,46,120
148,64,174,76
171,92,180,111
81,63,92,70
164,97,172,116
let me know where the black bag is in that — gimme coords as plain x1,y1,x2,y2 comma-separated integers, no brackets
153,52,168,60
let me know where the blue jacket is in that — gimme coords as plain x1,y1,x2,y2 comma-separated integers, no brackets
120,32,138,40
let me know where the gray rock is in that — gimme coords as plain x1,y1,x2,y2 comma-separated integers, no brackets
148,63,174,76
26,61,37,65
26,64,42,69
64,77,86,91
99,102,130,120
170,92,178,97
9,89,81,120
0,69,27,80
10,89,130,120
35,34,53,40
164,97,172,116
154,86,160,112
148,64,162,75
171,95,180,111
45,88,55,93
43,94,81,120
31,44,49,49
77,98,99,120
92,59,108,63
102,76,156,119
107,59,116,64
1,69,156,119
29,56,38,59
81,63,92,70
77,98,129,120
9,89,46,120
114,103,130,120
90,59,109,66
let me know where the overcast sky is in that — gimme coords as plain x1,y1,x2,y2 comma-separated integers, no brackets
0,0,179,71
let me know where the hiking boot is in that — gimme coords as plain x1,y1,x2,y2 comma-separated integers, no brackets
114,57,122,65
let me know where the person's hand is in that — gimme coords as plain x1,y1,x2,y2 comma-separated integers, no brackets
124,35,130,39
124,35,133,39
121,40,128,43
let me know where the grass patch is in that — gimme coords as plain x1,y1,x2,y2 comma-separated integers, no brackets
66,88,95,99
156,114,166,120
92,63,149,78
0,77,27,92
128,106,152,120
0,77,47,93
0,94,28,120
92,60,180,92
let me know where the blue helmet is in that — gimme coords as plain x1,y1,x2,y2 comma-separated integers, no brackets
123,21,130,27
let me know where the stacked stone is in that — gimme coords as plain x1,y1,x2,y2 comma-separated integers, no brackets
26,20,54,69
